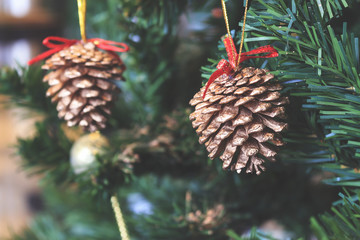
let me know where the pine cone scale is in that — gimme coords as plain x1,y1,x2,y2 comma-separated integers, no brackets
69,96,86,109
234,96,254,107
72,78,94,88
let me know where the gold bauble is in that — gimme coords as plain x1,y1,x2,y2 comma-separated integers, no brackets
70,132,109,174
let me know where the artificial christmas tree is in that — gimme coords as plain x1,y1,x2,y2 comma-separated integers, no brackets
0,0,360,239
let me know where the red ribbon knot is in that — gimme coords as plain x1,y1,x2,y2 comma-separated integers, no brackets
28,36,129,65
202,36,278,98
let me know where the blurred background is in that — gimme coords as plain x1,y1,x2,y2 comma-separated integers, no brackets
0,0,61,238
0,0,63,67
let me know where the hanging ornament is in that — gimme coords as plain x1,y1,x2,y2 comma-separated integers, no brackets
70,131,109,174
28,0,129,132
189,0,288,175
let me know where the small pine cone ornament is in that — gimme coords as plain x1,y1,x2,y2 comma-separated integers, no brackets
42,42,126,132
189,67,288,174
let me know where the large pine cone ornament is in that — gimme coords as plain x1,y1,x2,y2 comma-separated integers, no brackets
189,67,288,175
42,42,125,132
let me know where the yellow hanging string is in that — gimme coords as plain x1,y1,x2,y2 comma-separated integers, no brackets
111,195,131,240
220,0,236,61
77,0,87,42
220,0,232,40
220,0,249,67
237,0,249,66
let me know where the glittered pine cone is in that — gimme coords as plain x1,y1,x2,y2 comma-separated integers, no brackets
42,42,125,132
189,67,288,175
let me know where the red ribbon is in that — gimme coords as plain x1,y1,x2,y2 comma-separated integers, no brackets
28,36,129,65
202,36,278,98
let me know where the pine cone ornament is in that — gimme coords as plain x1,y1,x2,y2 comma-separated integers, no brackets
42,42,125,132
189,67,288,175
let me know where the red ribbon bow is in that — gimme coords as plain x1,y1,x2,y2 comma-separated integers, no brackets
28,36,129,65
202,36,278,98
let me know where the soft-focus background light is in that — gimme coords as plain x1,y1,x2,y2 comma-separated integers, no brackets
3,0,32,18
5,39,31,66
0,0,59,237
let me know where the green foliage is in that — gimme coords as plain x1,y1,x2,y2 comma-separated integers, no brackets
311,191,360,240
17,120,74,185
1,77,336,238
11,186,119,240
322,164,360,187
0,66,54,113
201,0,360,168
238,0,360,237
17,118,137,198
199,0,360,237
83,0,190,122
241,0,360,168
226,228,280,240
